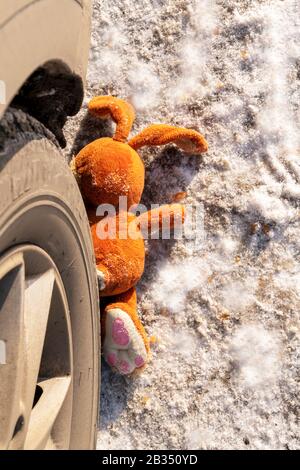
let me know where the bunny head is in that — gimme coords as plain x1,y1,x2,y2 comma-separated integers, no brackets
73,96,208,210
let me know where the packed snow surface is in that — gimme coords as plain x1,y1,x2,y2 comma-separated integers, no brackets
64,0,300,450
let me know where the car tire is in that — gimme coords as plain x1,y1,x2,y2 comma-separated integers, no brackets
0,108,100,450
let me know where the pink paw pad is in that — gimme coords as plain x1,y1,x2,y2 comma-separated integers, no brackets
107,352,117,367
112,318,130,346
119,360,130,374
135,355,145,367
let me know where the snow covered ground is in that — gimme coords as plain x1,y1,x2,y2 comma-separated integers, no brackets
65,0,300,450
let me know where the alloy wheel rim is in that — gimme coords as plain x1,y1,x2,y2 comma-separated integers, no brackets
0,244,73,449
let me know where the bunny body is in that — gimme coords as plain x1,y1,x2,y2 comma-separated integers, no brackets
88,210,145,297
73,96,208,375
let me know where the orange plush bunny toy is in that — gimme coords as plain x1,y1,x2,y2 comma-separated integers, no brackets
73,96,208,375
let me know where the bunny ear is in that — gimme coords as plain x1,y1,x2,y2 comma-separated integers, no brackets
88,95,135,142
128,124,208,154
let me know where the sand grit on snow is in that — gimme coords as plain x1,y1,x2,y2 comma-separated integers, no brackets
64,0,300,450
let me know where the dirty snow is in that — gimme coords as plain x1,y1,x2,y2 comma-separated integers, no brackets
64,0,300,450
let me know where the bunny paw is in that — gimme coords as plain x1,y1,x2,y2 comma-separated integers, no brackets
103,308,148,375
97,269,106,291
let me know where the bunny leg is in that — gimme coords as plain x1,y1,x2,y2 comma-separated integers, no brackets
102,288,150,375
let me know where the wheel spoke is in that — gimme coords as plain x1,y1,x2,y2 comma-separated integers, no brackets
24,376,71,450
21,270,55,430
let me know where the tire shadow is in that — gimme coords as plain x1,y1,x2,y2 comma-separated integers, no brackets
70,111,113,156
99,360,141,428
